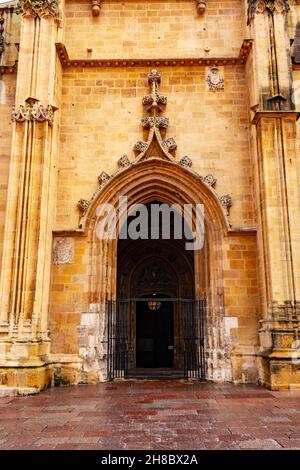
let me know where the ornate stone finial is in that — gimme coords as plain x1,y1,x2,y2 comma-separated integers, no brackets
97,171,110,186
220,194,232,215
196,0,206,14
91,0,101,16
206,66,224,91
77,199,90,214
247,0,290,25
16,0,59,18
142,69,167,113
179,156,193,168
117,154,131,169
204,174,217,187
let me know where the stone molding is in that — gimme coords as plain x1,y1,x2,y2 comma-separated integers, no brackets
55,40,253,69
11,102,57,125
16,0,59,18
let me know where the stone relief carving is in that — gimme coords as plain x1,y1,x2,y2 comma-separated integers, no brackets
117,154,131,169
16,0,59,18
52,237,74,265
220,194,233,215
179,156,193,168
12,103,56,126
206,66,224,91
97,171,110,186
77,199,90,214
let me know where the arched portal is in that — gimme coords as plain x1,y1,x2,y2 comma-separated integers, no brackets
81,158,232,382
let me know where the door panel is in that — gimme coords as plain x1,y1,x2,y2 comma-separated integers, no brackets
136,300,174,368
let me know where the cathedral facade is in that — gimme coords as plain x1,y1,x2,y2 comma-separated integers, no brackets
0,0,300,395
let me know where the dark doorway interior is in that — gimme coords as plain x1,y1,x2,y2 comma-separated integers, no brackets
136,299,174,368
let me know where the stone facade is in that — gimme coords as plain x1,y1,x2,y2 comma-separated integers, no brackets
0,0,299,395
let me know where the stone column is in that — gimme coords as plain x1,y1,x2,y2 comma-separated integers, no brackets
0,0,60,394
246,0,300,388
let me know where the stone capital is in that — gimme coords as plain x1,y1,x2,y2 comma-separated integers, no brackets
16,0,59,19
247,0,289,25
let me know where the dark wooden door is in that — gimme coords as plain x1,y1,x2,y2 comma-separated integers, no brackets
136,300,174,368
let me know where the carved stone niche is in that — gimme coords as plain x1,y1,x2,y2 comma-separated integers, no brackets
53,237,74,265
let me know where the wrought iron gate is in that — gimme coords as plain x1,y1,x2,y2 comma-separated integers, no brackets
107,298,206,380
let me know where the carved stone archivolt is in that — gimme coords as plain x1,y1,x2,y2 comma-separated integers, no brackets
52,238,74,265
77,70,233,220
12,102,57,126
16,0,59,18
206,66,224,91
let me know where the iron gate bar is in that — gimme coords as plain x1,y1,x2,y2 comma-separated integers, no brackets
107,298,206,380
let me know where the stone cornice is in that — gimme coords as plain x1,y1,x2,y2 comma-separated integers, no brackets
55,40,253,69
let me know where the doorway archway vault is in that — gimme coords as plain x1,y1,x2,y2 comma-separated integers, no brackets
79,158,233,381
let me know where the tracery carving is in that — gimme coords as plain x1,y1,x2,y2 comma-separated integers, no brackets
16,0,59,18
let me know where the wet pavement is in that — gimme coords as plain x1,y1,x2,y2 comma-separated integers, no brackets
1,381,300,450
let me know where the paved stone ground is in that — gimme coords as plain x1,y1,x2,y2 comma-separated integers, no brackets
1,381,300,450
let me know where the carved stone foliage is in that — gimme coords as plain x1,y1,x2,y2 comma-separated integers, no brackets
97,171,110,186
204,174,217,187
141,116,169,129
162,138,177,152
16,0,59,18
12,103,56,126
117,154,131,169
179,156,192,168
206,66,224,91
52,237,74,265
77,199,90,214
134,140,148,153
247,0,290,24
0,13,4,59
219,194,233,215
